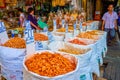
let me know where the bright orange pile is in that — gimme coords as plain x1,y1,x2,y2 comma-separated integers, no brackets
34,33,48,41
77,32,99,40
86,30,100,35
69,39,87,45
82,23,87,26
3,37,26,48
57,28,66,32
57,27,74,32
25,52,76,77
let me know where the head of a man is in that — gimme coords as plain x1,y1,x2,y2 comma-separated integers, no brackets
18,8,23,14
28,7,34,15
108,4,114,12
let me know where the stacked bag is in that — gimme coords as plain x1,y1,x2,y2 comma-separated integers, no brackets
0,37,26,80
48,41,93,80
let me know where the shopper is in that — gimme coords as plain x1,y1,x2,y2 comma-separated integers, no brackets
18,8,25,27
118,11,120,30
102,4,118,46
117,11,120,40
27,7,41,30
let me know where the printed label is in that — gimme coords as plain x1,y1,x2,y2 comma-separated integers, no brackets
24,29,34,44
80,74,86,80
0,22,6,33
35,42,43,50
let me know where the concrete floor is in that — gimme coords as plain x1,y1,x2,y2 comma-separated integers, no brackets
103,41,120,80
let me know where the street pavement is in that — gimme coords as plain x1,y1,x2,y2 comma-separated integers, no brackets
103,41,120,80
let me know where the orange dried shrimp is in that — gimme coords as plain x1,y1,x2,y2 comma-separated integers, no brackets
34,33,48,41
25,52,76,77
77,32,99,40
3,37,26,48
69,39,87,45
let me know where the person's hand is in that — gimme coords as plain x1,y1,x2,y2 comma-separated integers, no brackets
36,27,41,30
101,27,104,31
115,26,118,30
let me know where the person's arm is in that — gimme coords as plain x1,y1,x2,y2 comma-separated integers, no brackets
114,19,118,30
20,16,24,27
30,22,37,28
114,12,118,30
28,15,41,30
102,20,105,31
30,22,41,30
101,13,106,31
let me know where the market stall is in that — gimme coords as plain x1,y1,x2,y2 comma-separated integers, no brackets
0,17,107,80
0,1,104,79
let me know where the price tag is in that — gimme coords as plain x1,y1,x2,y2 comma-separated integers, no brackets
65,24,68,33
24,30,35,55
74,23,77,29
62,19,65,28
24,20,34,44
24,29,34,44
43,27,48,32
79,22,82,29
47,32,54,42
80,74,87,80
0,22,6,33
25,20,31,29
24,20,35,55
0,22,9,44
79,22,83,32
53,20,57,31
76,19,78,25
35,42,43,50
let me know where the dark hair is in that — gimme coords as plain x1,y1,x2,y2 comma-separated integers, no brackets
18,8,23,12
28,7,34,14
108,4,114,8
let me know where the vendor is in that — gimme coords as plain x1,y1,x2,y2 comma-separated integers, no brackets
18,8,25,27
27,7,41,30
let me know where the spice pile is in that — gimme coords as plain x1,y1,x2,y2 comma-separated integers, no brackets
77,32,99,40
59,44,90,55
57,27,74,32
25,52,76,77
3,37,26,48
69,39,87,45
34,33,48,41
